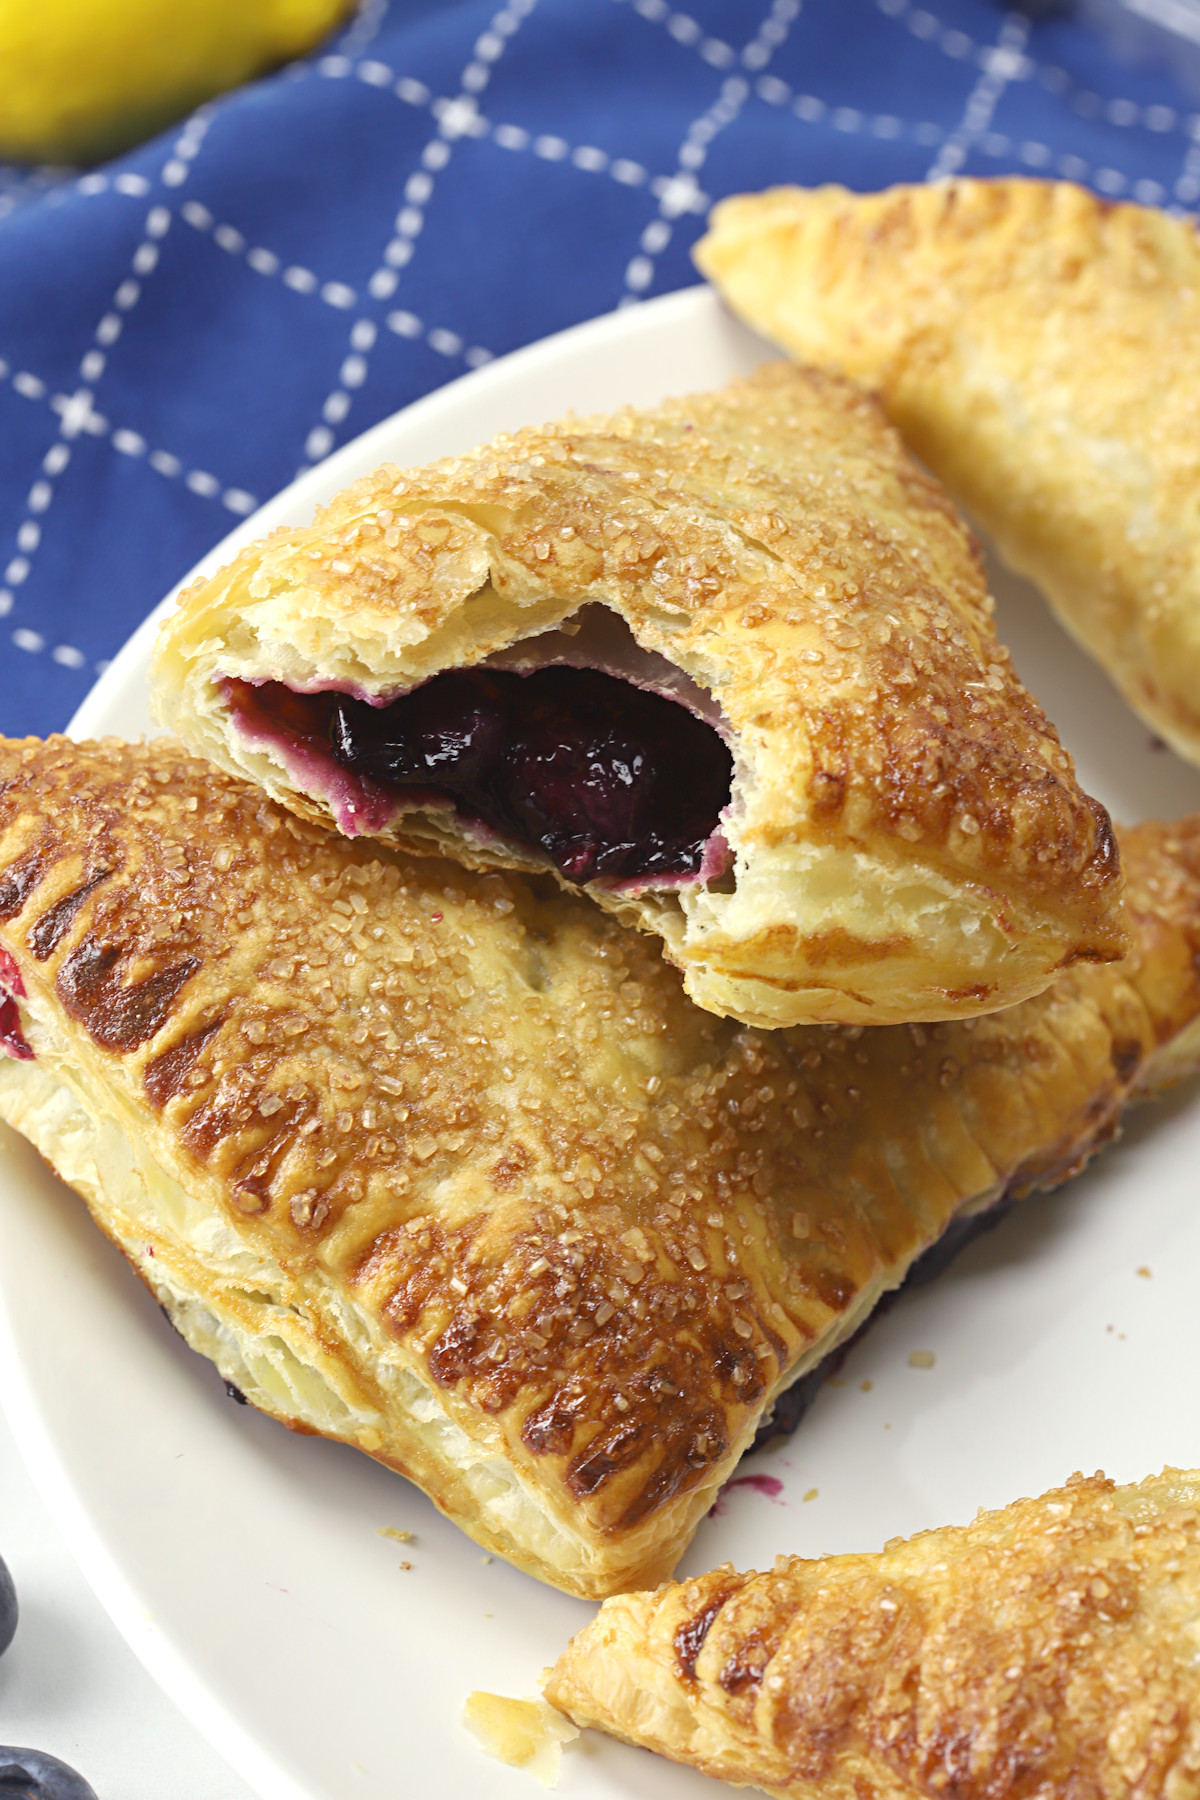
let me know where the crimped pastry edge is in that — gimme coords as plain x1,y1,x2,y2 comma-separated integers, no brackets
0,1037,912,1599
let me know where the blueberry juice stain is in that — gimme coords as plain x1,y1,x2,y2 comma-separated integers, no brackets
237,666,733,886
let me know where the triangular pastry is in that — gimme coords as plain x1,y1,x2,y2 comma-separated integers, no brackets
546,1467,1200,1798
696,178,1200,766
0,738,1191,1597
150,363,1125,1029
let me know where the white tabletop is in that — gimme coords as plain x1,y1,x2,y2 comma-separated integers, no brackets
0,1403,257,1799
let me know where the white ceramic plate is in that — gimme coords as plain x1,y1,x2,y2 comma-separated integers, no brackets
4,285,1200,1800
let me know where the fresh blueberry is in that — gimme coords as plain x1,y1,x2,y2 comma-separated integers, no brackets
0,1748,99,1799
0,1554,16,1658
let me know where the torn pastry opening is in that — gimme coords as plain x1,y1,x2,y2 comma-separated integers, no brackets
222,605,736,891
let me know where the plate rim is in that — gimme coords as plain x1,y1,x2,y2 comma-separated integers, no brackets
0,1269,311,1800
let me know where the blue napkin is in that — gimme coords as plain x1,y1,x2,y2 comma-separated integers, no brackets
0,0,1191,737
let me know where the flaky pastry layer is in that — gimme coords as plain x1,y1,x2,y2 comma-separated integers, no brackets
547,1467,1200,1799
0,739,1192,1596
696,178,1200,766
150,363,1124,1028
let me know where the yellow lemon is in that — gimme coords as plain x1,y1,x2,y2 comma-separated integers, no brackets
0,0,353,165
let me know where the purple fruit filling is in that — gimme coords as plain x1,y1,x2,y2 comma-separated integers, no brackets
232,666,734,886
0,947,24,999
0,995,32,1061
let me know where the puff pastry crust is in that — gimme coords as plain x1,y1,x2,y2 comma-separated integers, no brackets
0,738,1191,1597
696,177,1200,765
546,1467,1200,1799
149,363,1125,1029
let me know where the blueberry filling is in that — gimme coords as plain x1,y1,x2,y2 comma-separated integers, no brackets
0,995,32,1062
237,666,733,885
0,948,23,999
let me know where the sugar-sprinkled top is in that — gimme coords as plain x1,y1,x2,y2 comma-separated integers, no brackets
157,362,1125,974
0,737,1195,1557
548,1467,1200,1799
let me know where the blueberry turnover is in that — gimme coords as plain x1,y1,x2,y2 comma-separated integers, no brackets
697,180,1200,768
547,1467,1200,1799
0,738,1192,1596
150,365,1125,1029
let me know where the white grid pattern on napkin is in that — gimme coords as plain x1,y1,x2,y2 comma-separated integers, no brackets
0,0,1194,688
2,110,212,664
621,0,802,304
299,0,539,472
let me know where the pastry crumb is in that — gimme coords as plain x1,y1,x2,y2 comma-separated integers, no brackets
803,1487,818,1502
399,1560,412,1571
908,1349,936,1370
1137,1265,1152,1278
481,1553,493,1564
860,1378,873,1391
463,1692,578,1787
378,1526,414,1543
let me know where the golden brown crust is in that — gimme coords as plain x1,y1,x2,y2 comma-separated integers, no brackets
0,738,1192,1595
546,1467,1200,1799
150,362,1126,1028
695,177,1200,766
